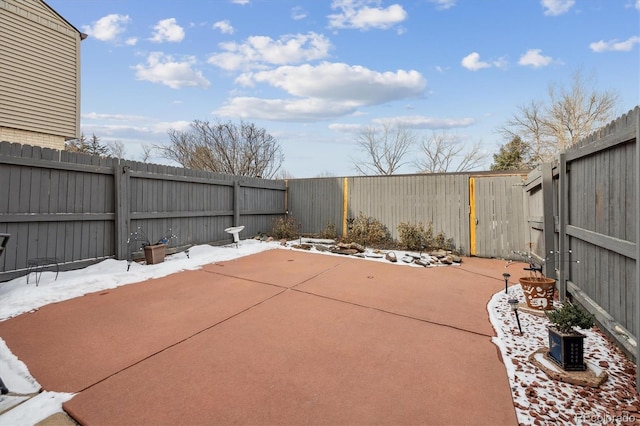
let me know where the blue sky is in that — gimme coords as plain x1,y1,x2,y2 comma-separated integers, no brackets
47,0,639,177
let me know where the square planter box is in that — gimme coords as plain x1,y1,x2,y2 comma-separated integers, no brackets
548,326,586,371
144,244,166,265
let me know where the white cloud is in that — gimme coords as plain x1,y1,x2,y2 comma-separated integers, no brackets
541,0,575,16
83,112,147,121
213,20,234,34
82,14,130,42
133,52,210,89
589,36,640,52
291,7,308,20
237,62,426,105
461,52,491,71
231,0,250,4
125,37,138,46
518,49,553,67
216,97,357,121
328,0,407,30
208,32,332,71
636,0,640,10
373,115,475,129
217,62,426,122
429,0,456,10
328,123,364,133
150,18,185,43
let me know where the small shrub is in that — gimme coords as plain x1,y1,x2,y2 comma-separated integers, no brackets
319,222,338,240
271,216,300,240
424,222,434,248
398,222,427,251
433,231,447,250
346,212,391,246
397,221,456,251
545,303,594,334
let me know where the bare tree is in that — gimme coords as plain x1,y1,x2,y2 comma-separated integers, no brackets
500,100,551,163
353,122,415,175
157,120,284,179
500,71,619,164
107,140,126,159
140,144,154,163
415,131,485,173
275,169,295,180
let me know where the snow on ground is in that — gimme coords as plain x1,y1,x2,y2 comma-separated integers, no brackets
0,239,638,425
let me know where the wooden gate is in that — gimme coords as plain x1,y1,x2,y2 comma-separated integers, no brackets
469,175,528,259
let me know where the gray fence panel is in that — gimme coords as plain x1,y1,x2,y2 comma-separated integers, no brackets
472,175,528,259
287,173,527,257
346,174,472,253
566,135,637,338
286,178,344,235
533,107,640,369
0,142,287,281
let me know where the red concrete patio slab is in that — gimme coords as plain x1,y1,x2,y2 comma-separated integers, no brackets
64,290,516,426
202,248,348,288
0,269,282,392
296,256,506,336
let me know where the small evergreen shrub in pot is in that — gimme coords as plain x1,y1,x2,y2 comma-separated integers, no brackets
545,302,595,371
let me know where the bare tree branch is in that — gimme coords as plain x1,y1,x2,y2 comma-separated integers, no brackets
353,122,415,175
107,140,126,159
415,131,486,173
157,120,284,179
500,70,619,164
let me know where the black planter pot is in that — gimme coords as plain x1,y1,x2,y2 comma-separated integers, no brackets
547,326,587,371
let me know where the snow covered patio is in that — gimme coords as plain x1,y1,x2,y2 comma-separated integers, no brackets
0,247,518,425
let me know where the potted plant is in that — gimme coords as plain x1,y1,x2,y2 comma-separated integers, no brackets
127,228,176,265
545,302,595,371
514,252,556,311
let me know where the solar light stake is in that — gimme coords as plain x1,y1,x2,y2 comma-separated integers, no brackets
508,297,523,335
502,272,510,294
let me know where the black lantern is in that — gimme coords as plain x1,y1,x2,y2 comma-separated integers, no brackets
508,297,523,335
502,272,511,294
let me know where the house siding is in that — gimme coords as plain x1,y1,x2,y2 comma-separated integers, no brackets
0,127,64,150
0,0,81,141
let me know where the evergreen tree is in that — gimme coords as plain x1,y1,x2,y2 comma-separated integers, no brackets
490,136,531,171
65,133,109,156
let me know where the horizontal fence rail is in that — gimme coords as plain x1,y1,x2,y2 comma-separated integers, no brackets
0,141,286,281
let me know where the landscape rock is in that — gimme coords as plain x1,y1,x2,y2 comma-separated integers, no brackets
430,249,447,258
336,242,365,252
385,252,397,262
440,256,453,265
414,258,430,267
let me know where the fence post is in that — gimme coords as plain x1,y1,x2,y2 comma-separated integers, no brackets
233,180,240,226
557,153,567,302
635,108,639,392
114,161,130,260
542,163,555,278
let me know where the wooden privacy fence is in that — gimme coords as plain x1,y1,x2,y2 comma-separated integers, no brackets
286,172,529,258
525,107,639,371
0,141,286,281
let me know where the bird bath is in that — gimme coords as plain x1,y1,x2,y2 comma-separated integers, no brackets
224,225,245,247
